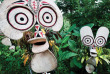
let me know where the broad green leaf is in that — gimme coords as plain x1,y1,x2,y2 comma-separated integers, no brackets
62,44,69,48
13,51,20,56
68,24,76,32
61,36,70,44
70,59,75,68
60,51,78,61
100,55,110,64
10,49,15,52
68,39,76,51
72,29,80,36
72,33,80,36
72,57,83,68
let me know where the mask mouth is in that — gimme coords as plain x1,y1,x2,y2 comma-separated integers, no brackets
34,41,46,45
90,49,97,57
28,37,46,44
90,52,97,54
31,38,49,53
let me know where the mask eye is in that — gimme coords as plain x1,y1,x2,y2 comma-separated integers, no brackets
37,0,63,31
82,35,94,46
95,27,109,47
95,36,106,47
7,6,35,31
38,6,57,27
80,26,94,46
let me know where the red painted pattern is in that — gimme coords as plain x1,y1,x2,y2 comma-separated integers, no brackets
35,25,39,30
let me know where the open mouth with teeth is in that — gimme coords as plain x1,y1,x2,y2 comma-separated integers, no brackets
90,51,97,57
90,52,97,55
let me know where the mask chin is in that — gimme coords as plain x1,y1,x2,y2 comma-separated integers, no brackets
31,49,57,73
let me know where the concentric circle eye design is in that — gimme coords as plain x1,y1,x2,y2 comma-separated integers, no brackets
43,12,53,23
82,35,94,46
38,6,57,27
15,13,28,25
7,6,34,31
95,36,106,47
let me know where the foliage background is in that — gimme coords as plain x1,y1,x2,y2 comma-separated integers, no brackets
0,0,110,74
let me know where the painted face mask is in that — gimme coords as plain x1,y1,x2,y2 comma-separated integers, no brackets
80,26,109,57
80,26,109,73
0,0,63,73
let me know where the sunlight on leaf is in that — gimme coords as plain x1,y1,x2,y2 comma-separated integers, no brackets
95,57,99,66
81,57,85,63
100,55,110,64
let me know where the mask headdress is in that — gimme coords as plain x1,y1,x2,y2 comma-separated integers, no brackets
95,27,109,47
80,26,109,47
28,0,39,13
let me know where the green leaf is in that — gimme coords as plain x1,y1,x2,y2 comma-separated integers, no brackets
72,29,80,36
71,57,83,68
72,33,80,36
70,60,75,68
81,57,85,63
85,23,94,28
70,71,76,74
0,64,2,71
59,51,78,61
68,24,76,32
61,36,70,44
10,49,15,52
68,39,76,51
62,44,69,48
13,51,20,56
100,55,110,64
0,51,1,55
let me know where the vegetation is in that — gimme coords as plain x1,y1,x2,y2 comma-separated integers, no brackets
1,0,110,74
